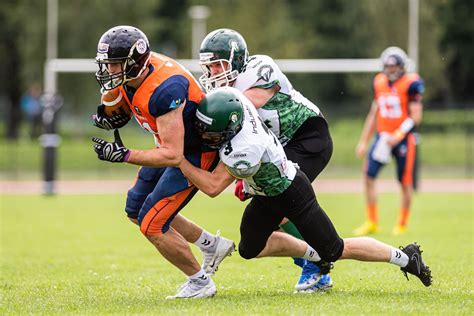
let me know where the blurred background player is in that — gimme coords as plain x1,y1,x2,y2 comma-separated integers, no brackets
354,47,424,236
20,83,43,139
198,28,334,292
91,25,234,299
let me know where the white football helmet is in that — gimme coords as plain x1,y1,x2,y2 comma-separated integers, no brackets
380,46,408,82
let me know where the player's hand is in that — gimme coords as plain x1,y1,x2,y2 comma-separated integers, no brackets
92,104,131,130
234,179,251,201
92,129,130,163
386,134,401,147
355,142,367,159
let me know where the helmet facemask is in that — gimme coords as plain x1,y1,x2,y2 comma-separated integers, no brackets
96,52,150,91
383,55,405,82
195,104,243,150
199,56,239,93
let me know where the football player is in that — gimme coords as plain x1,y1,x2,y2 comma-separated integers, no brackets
91,25,235,299
198,28,334,291
177,87,432,291
354,47,424,236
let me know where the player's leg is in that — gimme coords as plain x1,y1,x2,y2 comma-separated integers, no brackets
238,195,325,292
283,170,432,287
339,237,432,286
243,172,336,291
125,166,165,224
170,151,235,274
137,167,215,299
393,133,417,234
282,117,335,290
354,135,385,235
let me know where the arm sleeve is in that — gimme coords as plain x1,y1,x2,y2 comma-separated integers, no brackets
234,55,280,91
408,79,425,102
148,75,189,117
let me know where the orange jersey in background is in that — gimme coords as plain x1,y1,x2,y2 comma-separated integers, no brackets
373,72,421,133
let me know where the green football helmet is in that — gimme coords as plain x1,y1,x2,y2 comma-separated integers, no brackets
199,28,249,92
195,87,244,149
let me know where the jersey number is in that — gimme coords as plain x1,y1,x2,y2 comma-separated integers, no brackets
378,95,402,119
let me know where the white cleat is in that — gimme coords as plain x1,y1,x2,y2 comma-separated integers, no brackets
202,231,235,275
166,278,216,299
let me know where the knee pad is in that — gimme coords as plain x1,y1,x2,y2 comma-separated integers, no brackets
125,189,146,220
238,241,261,260
318,237,344,262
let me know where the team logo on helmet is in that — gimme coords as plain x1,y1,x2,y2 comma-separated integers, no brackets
136,39,147,54
230,112,239,123
98,43,109,53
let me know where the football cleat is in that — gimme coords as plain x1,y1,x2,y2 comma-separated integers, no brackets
201,231,235,275
166,278,216,299
294,260,322,291
297,274,333,293
353,221,379,236
400,243,432,287
392,224,407,235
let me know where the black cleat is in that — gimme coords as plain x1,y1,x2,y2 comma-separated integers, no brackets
399,242,432,287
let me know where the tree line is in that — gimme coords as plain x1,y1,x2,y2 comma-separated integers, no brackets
1,0,472,139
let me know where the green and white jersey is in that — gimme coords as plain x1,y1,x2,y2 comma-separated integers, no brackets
233,55,322,146
220,90,297,197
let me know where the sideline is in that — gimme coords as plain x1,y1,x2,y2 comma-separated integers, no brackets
1,179,472,195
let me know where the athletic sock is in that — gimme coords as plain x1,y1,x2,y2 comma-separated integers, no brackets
193,230,216,251
188,268,210,285
389,247,409,267
302,245,322,262
367,203,378,223
280,220,304,240
398,207,410,226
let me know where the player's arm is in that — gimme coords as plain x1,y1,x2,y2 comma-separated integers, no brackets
356,100,378,158
92,105,185,166
126,105,185,167
179,160,235,197
243,85,280,109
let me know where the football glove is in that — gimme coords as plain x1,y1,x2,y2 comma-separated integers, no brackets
92,104,131,130
92,129,130,163
234,179,252,201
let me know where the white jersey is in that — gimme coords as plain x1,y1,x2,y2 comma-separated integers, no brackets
233,55,322,146
219,89,297,197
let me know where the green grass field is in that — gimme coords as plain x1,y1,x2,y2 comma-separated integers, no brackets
1,192,472,314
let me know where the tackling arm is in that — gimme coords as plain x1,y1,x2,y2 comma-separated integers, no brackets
179,160,235,197
243,85,280,109
126,104,185,167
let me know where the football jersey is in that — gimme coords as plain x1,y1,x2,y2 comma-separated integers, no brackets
219,89,297,197
373,72,424,133
118,53,205,154
233,55,322,146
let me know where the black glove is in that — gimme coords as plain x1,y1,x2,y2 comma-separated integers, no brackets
92,104,131,130
92,129,130,163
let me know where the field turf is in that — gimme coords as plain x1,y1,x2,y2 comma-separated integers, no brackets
1,192,472,314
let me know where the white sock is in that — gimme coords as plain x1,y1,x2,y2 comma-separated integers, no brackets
188,268,210,285
390,247,409,267
193,230,217,250
302,245,322,262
